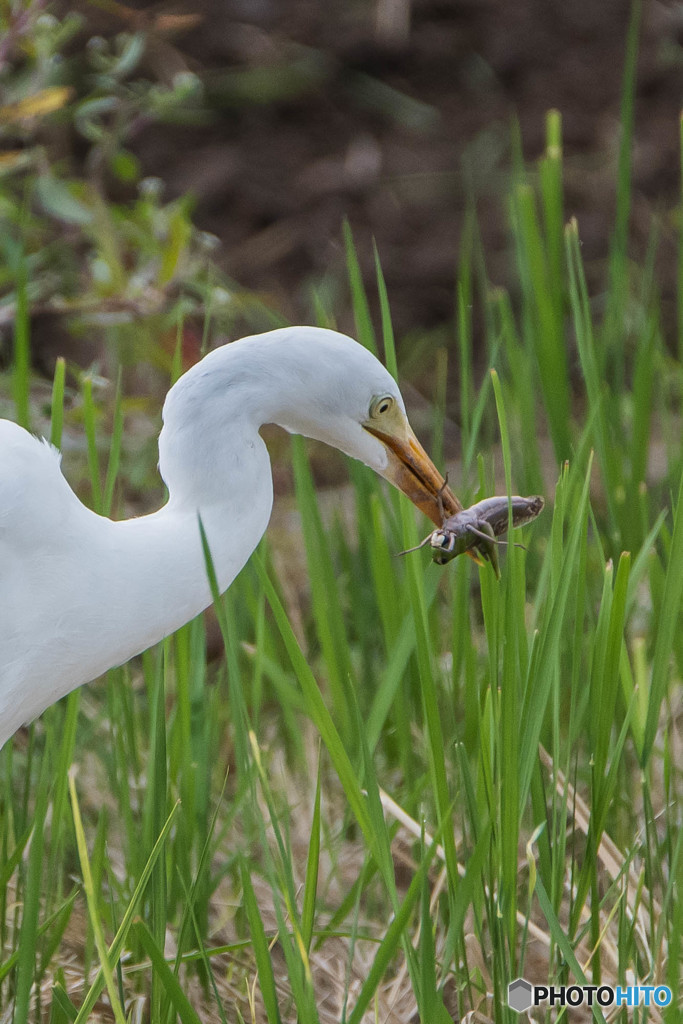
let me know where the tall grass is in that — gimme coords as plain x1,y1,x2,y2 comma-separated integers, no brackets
1,109,681,1024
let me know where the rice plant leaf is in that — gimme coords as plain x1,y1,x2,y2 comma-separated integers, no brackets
269,880,318,1024
344,220,377,354
518,457,593,807
240,859,282,1024
301,756,322,956
50,357,66,448
50,983,78,1021
102,370,124,516
533,876,608,1024
0,823,32,888
69,774,127,1024
74,801,179,1023
373,241,397,378
253,556,376,854
81,375,102,513
642,470,683,764
365,570,441,753
593,552,630,789
13,754,50,1022
134,918,202,1024
346,836,440,1024
291,435,355,737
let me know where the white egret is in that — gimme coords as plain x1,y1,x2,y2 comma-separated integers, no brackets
0,326,461,750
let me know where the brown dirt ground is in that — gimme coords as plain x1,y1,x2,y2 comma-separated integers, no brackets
71,0,683,345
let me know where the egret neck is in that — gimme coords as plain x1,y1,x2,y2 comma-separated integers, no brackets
0,326,458,748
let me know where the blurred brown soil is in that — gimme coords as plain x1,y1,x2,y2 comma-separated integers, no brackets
72,0,683,345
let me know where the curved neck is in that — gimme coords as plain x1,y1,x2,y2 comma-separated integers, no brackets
99,469,273,655
0,430,273,750
80,427,274,665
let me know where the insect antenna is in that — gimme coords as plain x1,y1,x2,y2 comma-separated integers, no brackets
396,533,435,557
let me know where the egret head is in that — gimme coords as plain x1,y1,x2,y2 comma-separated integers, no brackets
161,327,461,525
251,327,463,525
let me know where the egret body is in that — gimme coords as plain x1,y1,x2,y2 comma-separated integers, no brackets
0,327,460,749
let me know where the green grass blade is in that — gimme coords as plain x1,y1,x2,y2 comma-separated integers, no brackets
344,220,377,354
346,839,440,1024
240,859,283,1024
102,369,124,516
50,982,79,1022
73,802,180,1023
135,919,202,1024
565,219,621,544
291,435,355,738
539,109,564,312
518,457,593,807
373,240,397,379
81,375,103,514
592,552,631,791
642,470,683,764
533,876,607,1024
301,755,322,956
50,357,66,448
511,182,571,460
68,774,127,1024
269,881,319,1024
365,571,441,754
400,505,460,907
253,557,382,863
198,516,251,775
13,753,50,1022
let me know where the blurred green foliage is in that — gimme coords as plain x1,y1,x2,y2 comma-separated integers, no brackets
0,1,234,373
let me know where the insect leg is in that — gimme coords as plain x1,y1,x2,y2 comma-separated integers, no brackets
436,474,450,525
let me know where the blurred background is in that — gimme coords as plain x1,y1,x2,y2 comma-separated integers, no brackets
2,0,682,379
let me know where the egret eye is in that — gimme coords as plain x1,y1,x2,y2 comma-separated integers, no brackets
370,395,395,418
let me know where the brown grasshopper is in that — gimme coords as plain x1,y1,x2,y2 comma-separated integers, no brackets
401,484,544,577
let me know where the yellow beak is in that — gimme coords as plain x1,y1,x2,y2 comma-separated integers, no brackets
363,406,461,526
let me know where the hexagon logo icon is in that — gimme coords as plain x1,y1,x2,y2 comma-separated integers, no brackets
508,977,533,1012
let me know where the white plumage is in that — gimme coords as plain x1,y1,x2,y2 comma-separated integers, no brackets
0,326,458,749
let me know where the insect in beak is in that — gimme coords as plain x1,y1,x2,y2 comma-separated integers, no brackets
399,489,544,577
